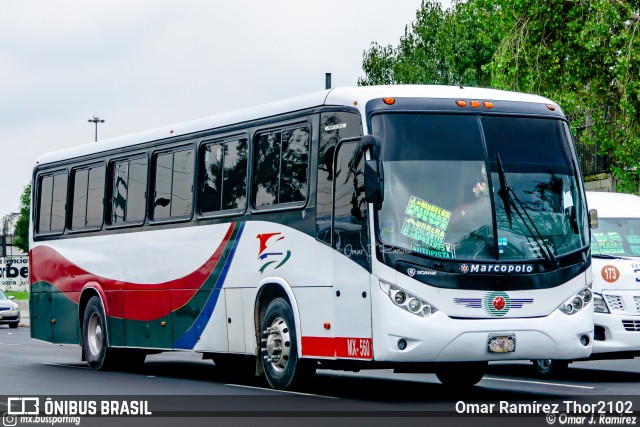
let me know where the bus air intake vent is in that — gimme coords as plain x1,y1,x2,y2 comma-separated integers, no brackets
604,295,625,313
622,320,640,332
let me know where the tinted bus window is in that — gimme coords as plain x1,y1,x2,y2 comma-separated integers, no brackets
71,165,104,230
38,172,68,234
86,166,105,227
200,137,247,214
153,148,194,220
38,175,53,233
112,157,148,224
50,173,68,232
255,125,309,208
71,169,89,229
316,111,363,245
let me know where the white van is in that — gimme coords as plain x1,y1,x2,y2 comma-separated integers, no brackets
534,191,640,375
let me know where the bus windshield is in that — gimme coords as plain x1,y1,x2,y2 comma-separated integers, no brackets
372,113,589,262
592,218,640,257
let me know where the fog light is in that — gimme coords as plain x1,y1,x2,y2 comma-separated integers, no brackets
580,335,590,346
397,339,407,350
581,288,592,303
394,291,406,305
563,303,574,314
408,298,421,312
422,305,432,316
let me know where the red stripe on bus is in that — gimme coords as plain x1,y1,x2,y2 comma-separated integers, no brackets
29,223,236,320
302,336,373,360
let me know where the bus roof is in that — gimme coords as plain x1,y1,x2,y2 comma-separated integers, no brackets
586,191,640,219
36,85,559,167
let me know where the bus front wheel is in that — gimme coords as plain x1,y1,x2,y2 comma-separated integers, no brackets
532,359,569,377
260,298,314,390
435,361,487,387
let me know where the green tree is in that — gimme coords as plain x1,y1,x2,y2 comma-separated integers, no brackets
13,183,31,253
360,0,640,193
488,0,640,193
359,0,501,87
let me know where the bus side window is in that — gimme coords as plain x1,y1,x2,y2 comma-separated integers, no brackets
111,157,148,224
316,111,363,245
254,125,309,208
37,172,68,234
70,165,106,230
332,140,370,269
199,137,247,214
153,148,194,220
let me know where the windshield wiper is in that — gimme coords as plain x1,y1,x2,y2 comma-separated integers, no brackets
495,152,559,269
496,153,513,229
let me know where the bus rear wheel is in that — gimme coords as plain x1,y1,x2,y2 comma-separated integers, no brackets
82,296,117,370
260,298,314,390
435,361,487,387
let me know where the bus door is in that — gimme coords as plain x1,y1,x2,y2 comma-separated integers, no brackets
330,139,373,360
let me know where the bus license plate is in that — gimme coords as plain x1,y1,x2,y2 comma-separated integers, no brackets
488,334,515,353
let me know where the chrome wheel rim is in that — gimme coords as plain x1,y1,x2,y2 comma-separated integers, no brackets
87,312,104,357
262,316,291,372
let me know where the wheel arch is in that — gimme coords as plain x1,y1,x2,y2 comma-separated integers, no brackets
254,277,303,358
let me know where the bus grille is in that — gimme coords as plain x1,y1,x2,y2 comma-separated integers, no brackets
622,320,640,332
605,295,625,313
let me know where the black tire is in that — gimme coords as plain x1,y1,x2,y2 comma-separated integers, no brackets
260,298,315,390
435,361,487,387
9,322,18,329
532,359,569,377
82,296,116,370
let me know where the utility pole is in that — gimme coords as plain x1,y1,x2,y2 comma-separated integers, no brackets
325,73,332,90
88,116,105,142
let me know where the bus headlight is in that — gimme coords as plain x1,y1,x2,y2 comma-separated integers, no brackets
379,281,437,318
559,284,592,315
593,293,610,313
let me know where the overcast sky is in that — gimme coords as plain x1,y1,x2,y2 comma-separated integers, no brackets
0,0,452,224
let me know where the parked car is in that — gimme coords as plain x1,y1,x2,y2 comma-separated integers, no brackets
0,289,20,328
533,191,640,375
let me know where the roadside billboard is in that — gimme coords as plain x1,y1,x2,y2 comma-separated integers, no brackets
0,255,29,291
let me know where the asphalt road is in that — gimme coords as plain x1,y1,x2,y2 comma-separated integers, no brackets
1,325,640,426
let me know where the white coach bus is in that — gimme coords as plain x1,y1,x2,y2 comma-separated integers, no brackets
534,191,640,376
30,85,593,389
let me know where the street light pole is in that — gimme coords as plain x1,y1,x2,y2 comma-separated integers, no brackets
88,116,105,142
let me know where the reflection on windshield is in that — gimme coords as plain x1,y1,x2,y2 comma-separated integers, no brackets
592,218,640,257
372,113,588,262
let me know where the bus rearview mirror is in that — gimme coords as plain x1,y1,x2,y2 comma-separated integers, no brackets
589,208,598,229
364,159,384,204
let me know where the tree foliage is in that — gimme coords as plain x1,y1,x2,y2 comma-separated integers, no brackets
13,183,31,253
360,0,640,193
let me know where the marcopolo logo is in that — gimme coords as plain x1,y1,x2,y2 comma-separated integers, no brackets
257,232,291,274
460,263,534,274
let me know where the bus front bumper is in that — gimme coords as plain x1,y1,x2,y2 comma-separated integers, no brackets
372,304,593,363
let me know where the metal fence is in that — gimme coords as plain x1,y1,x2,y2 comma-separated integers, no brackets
576,139,611,175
